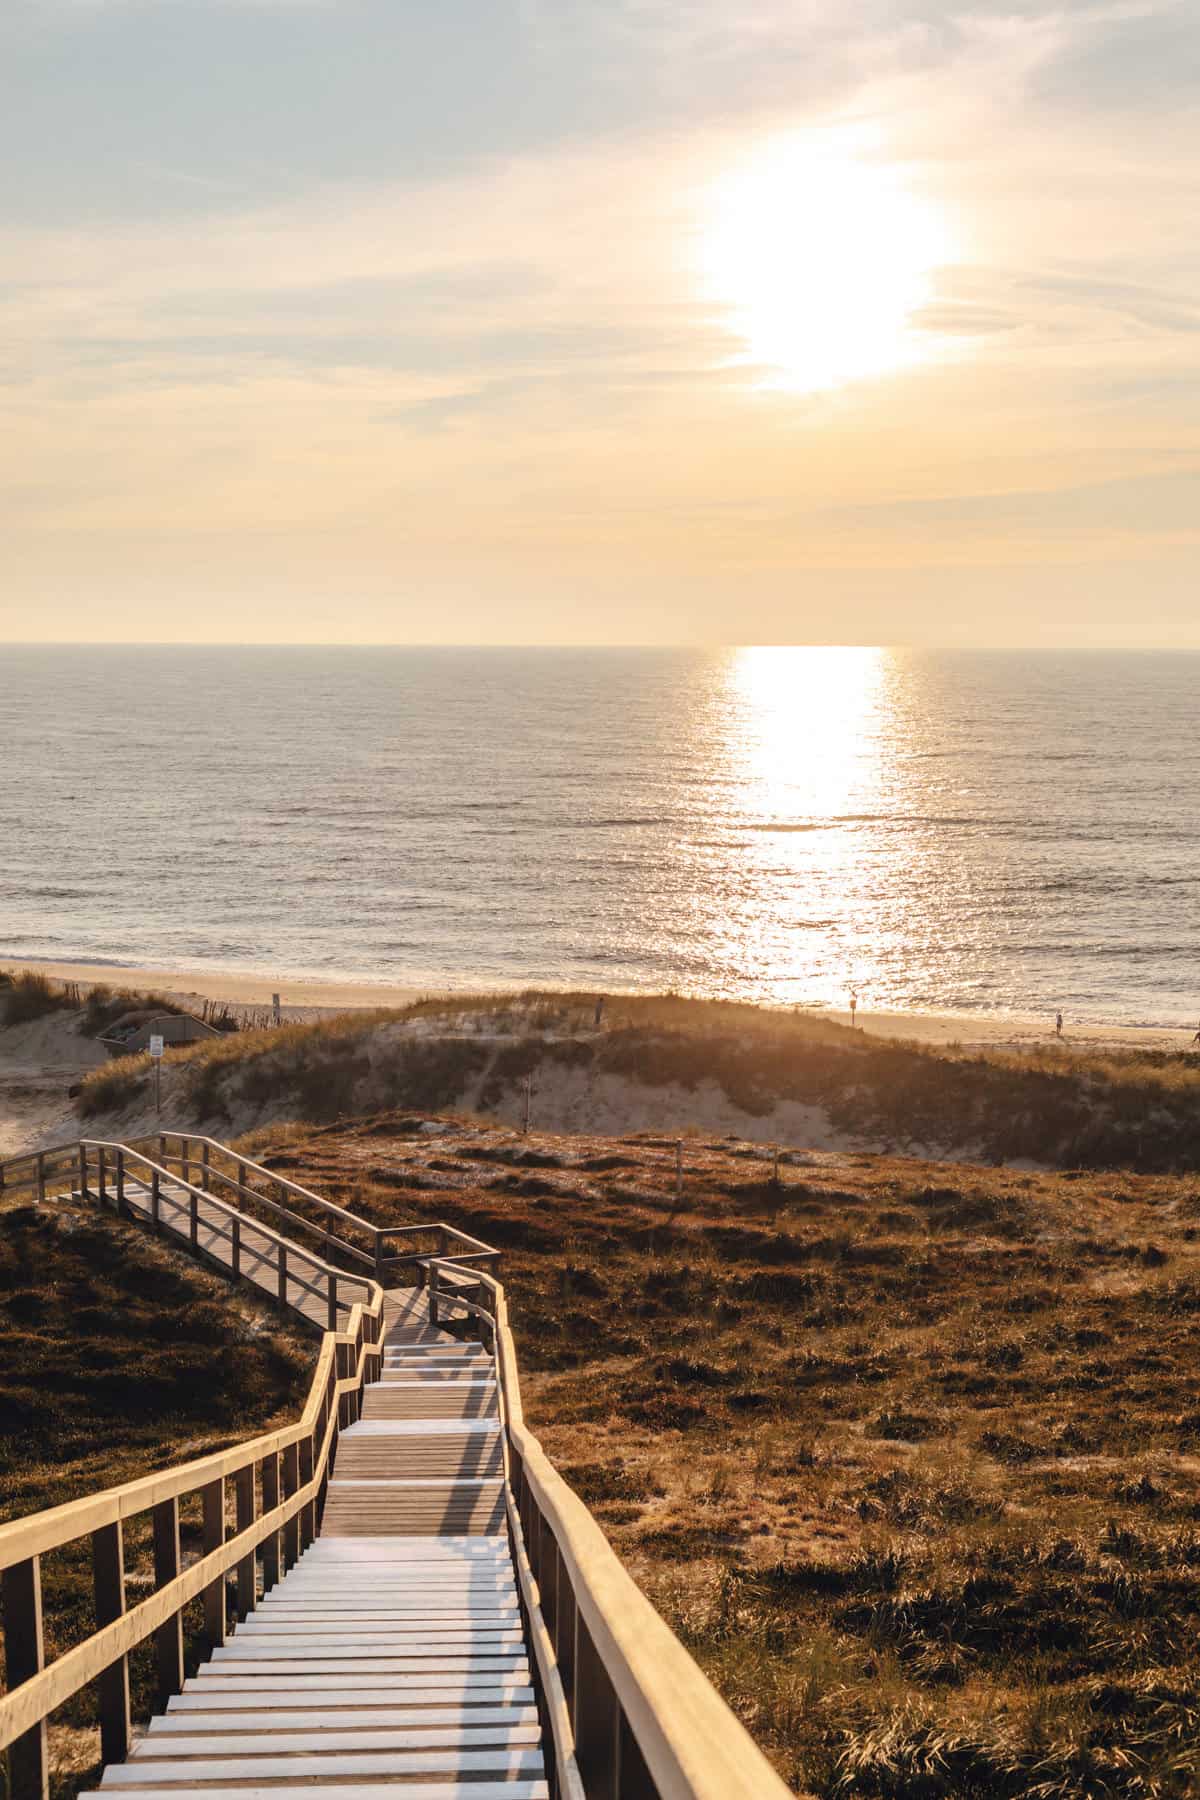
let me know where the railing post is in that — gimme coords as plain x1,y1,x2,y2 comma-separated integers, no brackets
152,1497,184,1705
159,1132,168,1168
277,1242,288,1307
336,1341,352,1428
429,1262,440,1328
574,1610,621,1798
78,1142,89,1198
91,1521,131,1766
558,1571,578,1730
282,1442,300,1569
150,1162,161,1231
115,1149,126,1217
98,1145,107,1205
299,1433,316,1550
260,1454,281,1592
234,1465,256,1619
35,1150,45,1205
180,1139,190,1190
327,1273,338,1332
231,1214,241,1276
200,1140,210,1193
2,1555,48,1800
201,1477,227,1646
540,1529,560,1650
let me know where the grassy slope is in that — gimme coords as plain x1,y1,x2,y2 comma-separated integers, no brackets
244,1112,1200,1799
0,1201,314,1797
79,990,1200,1172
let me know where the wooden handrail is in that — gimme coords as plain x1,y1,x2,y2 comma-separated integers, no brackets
424,1260,793,1800
0,1143,386,1795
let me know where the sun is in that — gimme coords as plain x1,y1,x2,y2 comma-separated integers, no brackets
702,130,951,393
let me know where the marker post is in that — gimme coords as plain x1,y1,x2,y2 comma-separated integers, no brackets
149,1033,164,1116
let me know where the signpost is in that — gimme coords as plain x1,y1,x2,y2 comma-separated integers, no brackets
149,1034,164,1116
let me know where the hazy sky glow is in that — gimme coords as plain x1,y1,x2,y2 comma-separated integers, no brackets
3,0,1198,645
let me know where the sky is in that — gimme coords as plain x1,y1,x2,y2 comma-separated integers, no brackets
2,0,1198,646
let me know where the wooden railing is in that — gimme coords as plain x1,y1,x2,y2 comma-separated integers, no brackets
0,1145,385,1800
151,1133,502,1288
426,1260,794,1800
1,1139,792,1800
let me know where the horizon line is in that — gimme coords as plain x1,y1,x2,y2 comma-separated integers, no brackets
5,641,1200,654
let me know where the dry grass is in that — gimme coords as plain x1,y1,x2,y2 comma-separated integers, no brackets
242,1111,1200,1797
0,971,79,1027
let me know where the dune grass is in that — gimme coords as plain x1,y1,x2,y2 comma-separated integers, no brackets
0,971,79,1027
75,989,1200,1172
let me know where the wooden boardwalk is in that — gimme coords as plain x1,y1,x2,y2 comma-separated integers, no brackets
83,1179,543,1795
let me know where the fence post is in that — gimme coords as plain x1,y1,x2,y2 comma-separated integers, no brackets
152,1498,184,1705
91,1522,131,1765
2,1555,48,1800
180,1139,190,1190
115,1149,126,1217
200,1141,211,1193
429,1263,440,1328
260,1455,281,1592
98,1145,107,1205
277,1242,288,1307
231,1215,241,1277
35,1151,45,1205
150,1163,161,1231
201,1478,227,1646
189,1188,199,1250
78,1142,89,1198
234,1466,256,1619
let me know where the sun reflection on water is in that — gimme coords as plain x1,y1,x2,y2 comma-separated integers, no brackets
695,645,901,1006
730,644,887,825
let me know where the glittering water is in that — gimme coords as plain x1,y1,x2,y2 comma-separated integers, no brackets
1,645,1197,1025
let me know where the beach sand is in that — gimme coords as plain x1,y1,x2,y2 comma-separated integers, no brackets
2,957,1196,1054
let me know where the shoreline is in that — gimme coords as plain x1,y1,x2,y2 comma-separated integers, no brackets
3,956,1198,1053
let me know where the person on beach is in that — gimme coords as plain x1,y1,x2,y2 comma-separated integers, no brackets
1055,1011,1063,1037
594,996,605,1029
850,989,858,1028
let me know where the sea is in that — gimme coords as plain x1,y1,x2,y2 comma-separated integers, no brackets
1,645,1197,1029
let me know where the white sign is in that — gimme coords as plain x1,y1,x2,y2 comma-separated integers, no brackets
148,1034,165,1059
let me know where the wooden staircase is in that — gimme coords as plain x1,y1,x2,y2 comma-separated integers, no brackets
81,1334,546,1797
